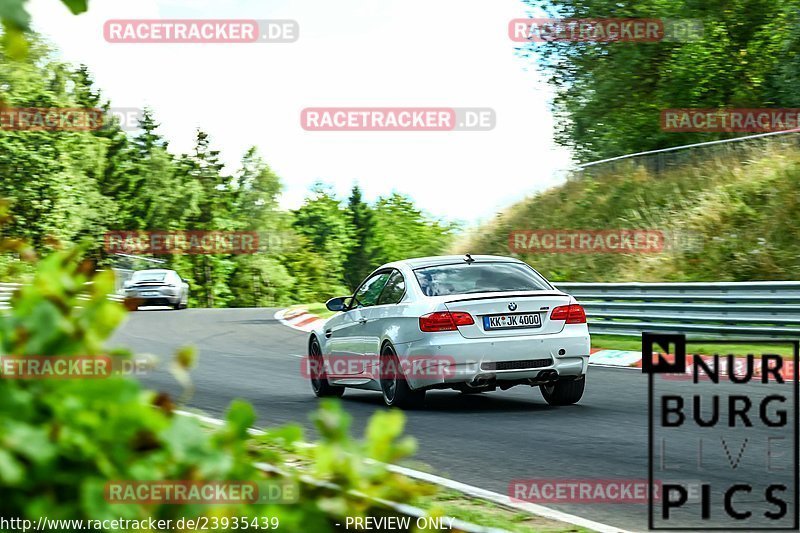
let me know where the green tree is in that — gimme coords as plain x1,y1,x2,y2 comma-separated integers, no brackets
228,147,293,307
371,193,456,266
522,0,800,162
343,185,377,291
0,38,112,254
291,183,353,287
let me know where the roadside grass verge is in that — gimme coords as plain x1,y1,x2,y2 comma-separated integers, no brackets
413,489,592,533
454,140,800,284
592,334,794,357
247,430,595,533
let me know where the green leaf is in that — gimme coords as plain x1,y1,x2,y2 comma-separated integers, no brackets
0,449,24,484
0,19,28,59
0,0,31,29
175,345,197,370
226,400,256,436
60,0,88,15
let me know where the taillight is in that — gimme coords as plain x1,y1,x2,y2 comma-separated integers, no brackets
419,311,474,332
450,312,475,326
550,304,586,324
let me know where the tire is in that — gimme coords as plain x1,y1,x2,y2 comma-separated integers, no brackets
308,337,344,398
380,344,425,409
173,291,189,310
540,377,586,406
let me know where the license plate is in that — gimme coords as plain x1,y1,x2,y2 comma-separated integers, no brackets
141,291,158,296
483,313,541,330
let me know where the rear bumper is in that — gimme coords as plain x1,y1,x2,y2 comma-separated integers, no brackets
393,324,590,390
124,294,180,307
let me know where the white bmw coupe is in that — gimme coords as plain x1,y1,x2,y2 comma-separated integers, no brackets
308,255,590,408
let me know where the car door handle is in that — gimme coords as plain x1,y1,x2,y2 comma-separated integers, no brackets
357,318,367,324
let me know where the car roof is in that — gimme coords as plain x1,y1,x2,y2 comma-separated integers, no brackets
389,255,525,270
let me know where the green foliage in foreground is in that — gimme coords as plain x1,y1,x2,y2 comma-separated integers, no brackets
0,233,430,529
457,141,800,282
0,0,88,58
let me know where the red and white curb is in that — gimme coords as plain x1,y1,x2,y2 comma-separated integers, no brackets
274,308,326,332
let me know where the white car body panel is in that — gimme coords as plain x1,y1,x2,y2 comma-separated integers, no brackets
309,255,590,392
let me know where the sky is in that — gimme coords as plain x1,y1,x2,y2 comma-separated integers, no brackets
28,0,573,226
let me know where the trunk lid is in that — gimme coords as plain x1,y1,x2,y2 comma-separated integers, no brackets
442,290,571,338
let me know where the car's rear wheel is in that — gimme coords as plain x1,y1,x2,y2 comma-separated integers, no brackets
173,291,188,310
380,344,425,409
540,377,585,405
309,337,344,398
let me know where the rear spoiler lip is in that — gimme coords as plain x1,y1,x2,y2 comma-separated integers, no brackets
442,291,568,304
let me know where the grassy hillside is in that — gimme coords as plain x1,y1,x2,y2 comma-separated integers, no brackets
454,140,800,282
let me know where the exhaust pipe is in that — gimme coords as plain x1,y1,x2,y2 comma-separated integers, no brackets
468,375,493,388
528,369,559,384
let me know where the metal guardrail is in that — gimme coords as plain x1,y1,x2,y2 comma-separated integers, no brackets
555,281,800,338
574,129,800,179
6,278,800,338
0,281,122,311
0,283,21,311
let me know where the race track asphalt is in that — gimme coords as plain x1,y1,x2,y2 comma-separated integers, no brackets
109,307,798,532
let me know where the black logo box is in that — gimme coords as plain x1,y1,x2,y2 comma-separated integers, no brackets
644,333,799,531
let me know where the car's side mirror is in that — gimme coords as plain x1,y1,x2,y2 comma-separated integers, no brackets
182,278,189,283
325,296,349,312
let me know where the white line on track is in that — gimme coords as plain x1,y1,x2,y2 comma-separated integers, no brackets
175,409,634,533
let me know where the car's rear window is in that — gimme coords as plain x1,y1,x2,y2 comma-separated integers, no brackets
132,272,167,282
413,262,551,297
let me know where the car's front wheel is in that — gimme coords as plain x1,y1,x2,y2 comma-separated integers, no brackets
540,377,585,405
380,343,425,409
309,337,344,398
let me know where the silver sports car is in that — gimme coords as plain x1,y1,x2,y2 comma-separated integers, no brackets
308,255,590,408
122,269,190,311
